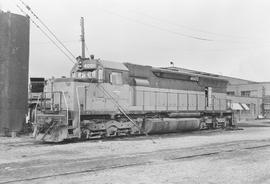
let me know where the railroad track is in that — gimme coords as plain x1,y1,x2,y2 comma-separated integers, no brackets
0,128,227,148
0,140,60,149
1,138,270,184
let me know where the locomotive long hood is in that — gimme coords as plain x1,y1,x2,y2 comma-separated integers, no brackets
151,67,228,83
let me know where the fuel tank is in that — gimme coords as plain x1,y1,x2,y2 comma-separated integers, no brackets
168,112,201,118
143,118,200,134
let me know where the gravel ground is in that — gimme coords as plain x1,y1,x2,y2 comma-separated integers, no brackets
1,127,270,183
237,119,270,127
0,128,268,165
37,146,270,184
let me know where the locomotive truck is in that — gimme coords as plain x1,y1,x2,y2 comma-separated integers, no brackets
32,55,233,142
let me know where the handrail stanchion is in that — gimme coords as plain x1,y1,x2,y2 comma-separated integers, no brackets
33,94,41,137
61,91,69,126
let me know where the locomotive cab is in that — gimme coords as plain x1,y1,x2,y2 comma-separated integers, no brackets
70,55,104,82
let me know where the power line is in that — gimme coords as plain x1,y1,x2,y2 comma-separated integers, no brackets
16,4,75,64
19,0,77,60
101,8,270,46
116,7,262,42
102,9,213,42
31,40,80,45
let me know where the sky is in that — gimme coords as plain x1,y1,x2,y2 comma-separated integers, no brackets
1,0,270,82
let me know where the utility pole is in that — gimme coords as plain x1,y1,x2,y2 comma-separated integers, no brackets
80,17,85,59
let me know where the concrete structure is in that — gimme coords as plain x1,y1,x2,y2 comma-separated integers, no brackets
0,11,30,136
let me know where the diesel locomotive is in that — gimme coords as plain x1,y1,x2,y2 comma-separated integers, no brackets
32,55,233,142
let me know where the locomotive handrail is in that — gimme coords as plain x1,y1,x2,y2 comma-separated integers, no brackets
33,94,42,137
34,94,41,123
97,84,133,114
35,91,69,117
96,84,130,113
33,91,69,140
41,121,58,141
76,84,134,131
61,91,69,126
76,86,86,136
96,84,150,137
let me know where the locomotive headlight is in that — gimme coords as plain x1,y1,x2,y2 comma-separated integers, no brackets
78,61,83,70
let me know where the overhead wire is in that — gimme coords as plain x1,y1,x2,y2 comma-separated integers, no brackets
16,4,75,64
100,8,270,46
101,9,213,42
30,40,80,45
16,0,270,55
18,0,77,60
113,6,263,42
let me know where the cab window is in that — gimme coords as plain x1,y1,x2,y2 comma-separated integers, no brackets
87,70,96,78
110,72,122,85
98,68,103,81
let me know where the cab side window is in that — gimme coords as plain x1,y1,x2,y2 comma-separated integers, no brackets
110,72,122,85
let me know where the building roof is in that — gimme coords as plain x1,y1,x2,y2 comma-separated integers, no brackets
217,76,256,85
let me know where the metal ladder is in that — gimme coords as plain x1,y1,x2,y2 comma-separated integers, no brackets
96,84,149,136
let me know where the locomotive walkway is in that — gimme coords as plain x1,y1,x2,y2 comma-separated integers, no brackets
1,125,270,183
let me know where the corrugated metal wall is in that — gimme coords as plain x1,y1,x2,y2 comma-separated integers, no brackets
0,12,30,135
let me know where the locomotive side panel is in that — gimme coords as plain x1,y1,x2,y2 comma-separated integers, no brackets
168,93,178,111
156,92,167,111
197,94,205,110
130,86,227,112
178,93,188,110
83,83,131,113
125,63,229,113
188,94,197,111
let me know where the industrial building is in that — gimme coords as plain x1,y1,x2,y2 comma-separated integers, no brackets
165,67,267,121
226,80,270,120
0,11,30,136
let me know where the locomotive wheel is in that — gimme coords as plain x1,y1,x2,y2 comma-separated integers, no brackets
81,128,90,139
106,125,118,137
199,121,205,130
